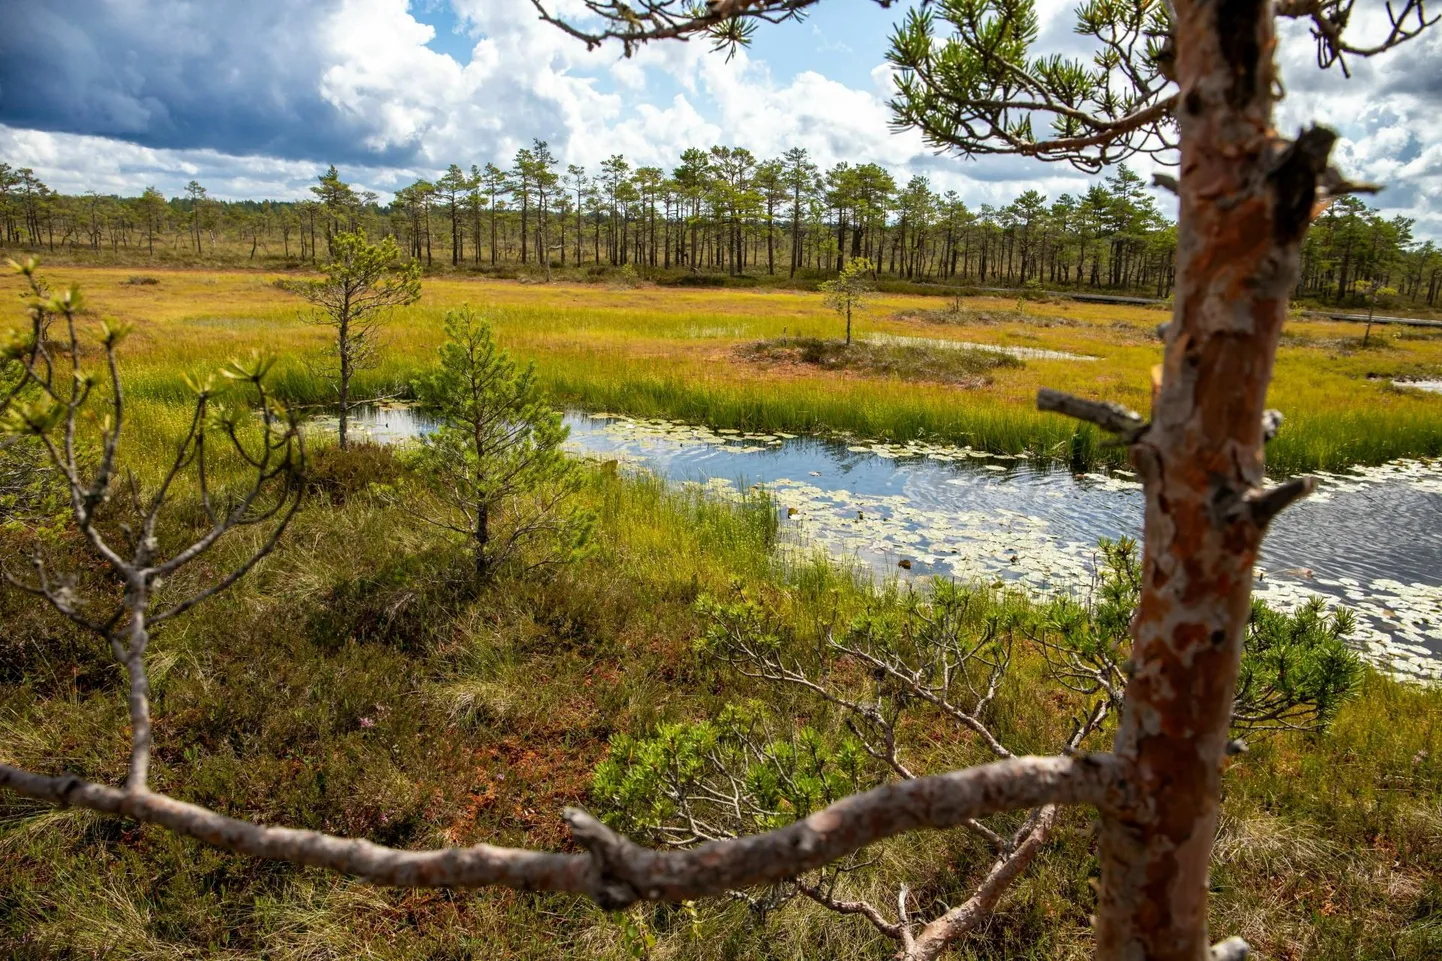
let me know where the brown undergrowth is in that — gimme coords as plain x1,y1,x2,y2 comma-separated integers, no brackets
1,444,1438,958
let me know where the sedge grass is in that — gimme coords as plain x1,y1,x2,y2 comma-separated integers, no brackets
5,266,1441,476
3,453,1437,958
4,264,1439,959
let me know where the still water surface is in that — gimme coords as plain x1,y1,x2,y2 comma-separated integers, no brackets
338,403,1442,679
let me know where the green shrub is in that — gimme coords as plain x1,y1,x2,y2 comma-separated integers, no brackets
1043,538,1364,735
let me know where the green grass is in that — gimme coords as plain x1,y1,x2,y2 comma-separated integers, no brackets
0,458,804,958
2,436,1439,959
3,260,1440,959
5,265,1442,474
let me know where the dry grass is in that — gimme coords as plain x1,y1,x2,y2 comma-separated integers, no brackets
737,336,1023,387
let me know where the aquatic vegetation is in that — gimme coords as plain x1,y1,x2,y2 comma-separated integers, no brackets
553,414,1442,681
314,404,1442,682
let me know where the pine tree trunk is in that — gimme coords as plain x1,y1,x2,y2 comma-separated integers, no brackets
790,195,801,277
474,506,490,580
338,318,351,452
1094,4,1333,958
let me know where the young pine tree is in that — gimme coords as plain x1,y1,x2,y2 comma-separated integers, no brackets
294,228,421,449
819,256,874,345
409,308,591,580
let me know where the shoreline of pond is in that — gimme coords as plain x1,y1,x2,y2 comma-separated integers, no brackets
311,402,1442,682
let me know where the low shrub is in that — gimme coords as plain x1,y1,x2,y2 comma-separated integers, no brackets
303,442,404,505
657,273,727,288
738,336,1022,386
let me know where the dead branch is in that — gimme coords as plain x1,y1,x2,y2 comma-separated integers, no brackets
1036,388,1147,440
795,881,906,941
1,754,1125,909
1278,0,1438,77
1246,477,1317,528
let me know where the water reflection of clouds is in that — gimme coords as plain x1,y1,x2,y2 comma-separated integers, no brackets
318,405,1442,681
577,415,1442,682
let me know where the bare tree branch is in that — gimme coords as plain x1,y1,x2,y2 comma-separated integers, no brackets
908,805,1059,960
1,754,1126,908
2,264,304,798
1246,476,1317,528
1037,388,1147,439
795,880,905,941
1279,0,1437,77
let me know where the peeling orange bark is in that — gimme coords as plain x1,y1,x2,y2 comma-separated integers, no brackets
1092,1,1331,958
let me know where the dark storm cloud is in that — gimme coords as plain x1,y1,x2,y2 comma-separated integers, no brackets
0,0,418,165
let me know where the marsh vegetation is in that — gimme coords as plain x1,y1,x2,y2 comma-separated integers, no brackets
737,336,1023,388
0,253,1439,959
4,1,1442,951
2,266,1439,477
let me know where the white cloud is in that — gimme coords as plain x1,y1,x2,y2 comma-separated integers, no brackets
1276,15,1442,235
0,0,1436,234
0,125,423,201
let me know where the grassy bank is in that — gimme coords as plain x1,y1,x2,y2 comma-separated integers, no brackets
2,426,1439,958
5,266,1442,475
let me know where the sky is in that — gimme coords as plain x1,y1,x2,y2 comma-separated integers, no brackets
1,0,1438,235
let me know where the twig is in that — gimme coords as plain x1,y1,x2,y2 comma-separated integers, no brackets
1036,388,1147,440
1246,477,1316,528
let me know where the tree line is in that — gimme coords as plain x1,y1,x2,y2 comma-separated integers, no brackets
6,149,1438,307
0,152,1183,296
1299,195,1442,307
